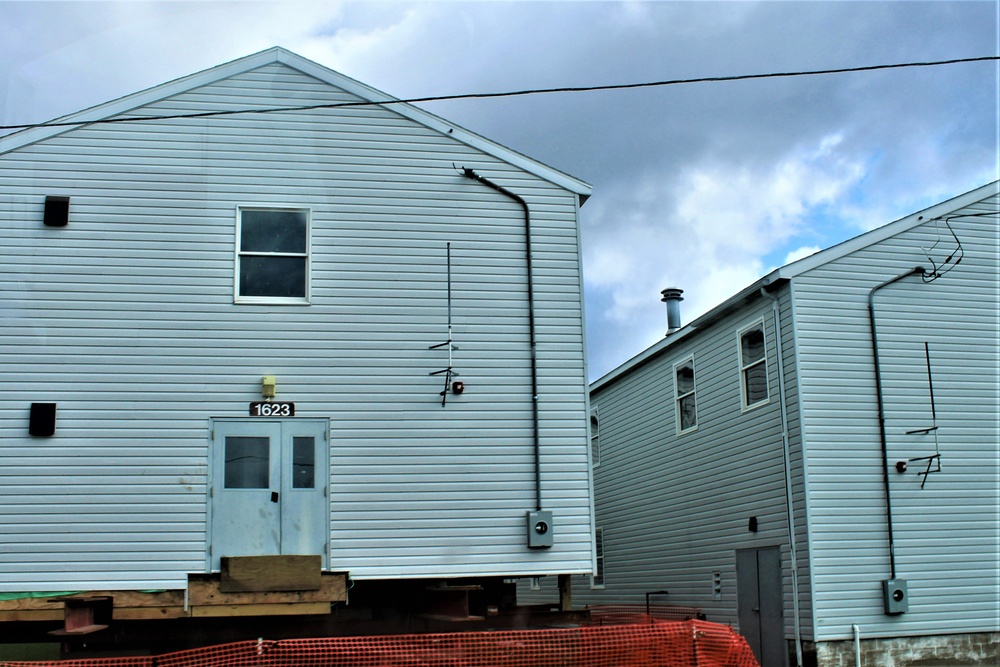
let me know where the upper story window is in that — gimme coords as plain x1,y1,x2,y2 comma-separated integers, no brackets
590,410,601,468
236,206,310,304
674,356,697,434
739,320,769,410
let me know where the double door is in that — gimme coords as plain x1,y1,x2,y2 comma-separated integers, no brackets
736,546,786,667
209,419,328,570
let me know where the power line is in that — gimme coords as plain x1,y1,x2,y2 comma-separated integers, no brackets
2,56,996,132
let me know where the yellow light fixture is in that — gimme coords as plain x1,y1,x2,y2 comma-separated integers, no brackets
261,376,276,399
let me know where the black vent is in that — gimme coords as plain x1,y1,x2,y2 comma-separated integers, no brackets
43,196,70,227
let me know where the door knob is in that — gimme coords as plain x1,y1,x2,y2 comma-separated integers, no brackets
271,491,279,503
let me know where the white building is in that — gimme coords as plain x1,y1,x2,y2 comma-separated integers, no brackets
565,183,999,667
0,48,595,636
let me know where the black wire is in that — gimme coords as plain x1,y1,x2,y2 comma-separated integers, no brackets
1,56,996,132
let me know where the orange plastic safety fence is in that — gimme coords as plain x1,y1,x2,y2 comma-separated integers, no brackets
0,619,758,667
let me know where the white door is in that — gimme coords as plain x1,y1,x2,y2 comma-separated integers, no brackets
209,419,328,570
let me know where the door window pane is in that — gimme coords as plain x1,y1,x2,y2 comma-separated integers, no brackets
292,436,316,489
225,436,270,488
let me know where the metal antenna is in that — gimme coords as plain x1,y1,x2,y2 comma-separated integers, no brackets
905,341,942,488
429,243,458,406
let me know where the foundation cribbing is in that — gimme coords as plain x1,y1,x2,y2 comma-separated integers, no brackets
1,619,759,667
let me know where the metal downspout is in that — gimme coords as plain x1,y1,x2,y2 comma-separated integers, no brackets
460,167,543,511
867,266,925,579
762,286,804,667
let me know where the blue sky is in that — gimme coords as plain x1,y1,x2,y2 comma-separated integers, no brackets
2,1,997,380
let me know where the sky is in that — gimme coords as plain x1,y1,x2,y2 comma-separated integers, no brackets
2,1,997,381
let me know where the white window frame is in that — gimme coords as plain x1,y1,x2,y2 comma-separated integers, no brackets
591,527,605,589
673,355,698,434
738,319,769,411
590,409,601,469
235,205,311,305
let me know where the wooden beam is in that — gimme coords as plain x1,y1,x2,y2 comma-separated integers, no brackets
0,610,63,622
220,555,322,592
558,574,572,612
190,602,330,618
112,607,187,621
189,572,346,606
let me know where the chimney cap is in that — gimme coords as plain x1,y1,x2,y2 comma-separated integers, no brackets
660,287,684,302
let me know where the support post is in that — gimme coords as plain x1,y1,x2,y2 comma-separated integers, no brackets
558,574,572,612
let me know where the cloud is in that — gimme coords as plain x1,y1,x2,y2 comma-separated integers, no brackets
1,0,995,383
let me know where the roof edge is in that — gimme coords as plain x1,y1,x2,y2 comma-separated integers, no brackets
774,180,999,279
591,179,999,392
1,47,592,200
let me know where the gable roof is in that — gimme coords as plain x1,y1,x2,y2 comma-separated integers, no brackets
592,180,1000,392
0,46,591,203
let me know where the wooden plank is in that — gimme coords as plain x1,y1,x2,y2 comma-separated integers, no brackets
0,610,64,622
0,596,65,612
190,602,330,618
189,573,346,606
113,607,187,620
220,555,321,592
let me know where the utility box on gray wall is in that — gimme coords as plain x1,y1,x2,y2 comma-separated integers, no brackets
882,579,908,615
527,510,553,549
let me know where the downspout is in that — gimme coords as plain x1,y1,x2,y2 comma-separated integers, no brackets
762,285,804,667
867,266,925,580
460,167,543,512
852,624,862,667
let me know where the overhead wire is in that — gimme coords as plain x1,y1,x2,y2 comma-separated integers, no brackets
0,55,997,132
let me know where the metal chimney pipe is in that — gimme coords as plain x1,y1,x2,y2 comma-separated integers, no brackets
661,288,684,334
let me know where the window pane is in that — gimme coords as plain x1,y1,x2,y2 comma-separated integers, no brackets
292,436,316,489
241,210,307,253
745,363,768,405
225,437,269,488
679,394,697,430
741,327,765,364
240,256,306,298
676,363,694,396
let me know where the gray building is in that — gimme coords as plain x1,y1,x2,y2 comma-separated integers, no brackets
560,183,998,666
0,48,595,629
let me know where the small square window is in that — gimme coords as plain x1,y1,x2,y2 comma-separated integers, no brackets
739,321,769,410
674,357,697,433
236,207,310,303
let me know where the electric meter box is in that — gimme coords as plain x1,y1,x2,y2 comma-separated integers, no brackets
882,578,908,615
527,510,553,549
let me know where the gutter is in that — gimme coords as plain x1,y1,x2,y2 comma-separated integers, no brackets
460,167,543,512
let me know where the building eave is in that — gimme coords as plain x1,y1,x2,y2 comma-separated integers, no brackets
0,47,593,202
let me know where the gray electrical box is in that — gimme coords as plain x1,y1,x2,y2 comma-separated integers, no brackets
527,510,553,549
882,578,908,615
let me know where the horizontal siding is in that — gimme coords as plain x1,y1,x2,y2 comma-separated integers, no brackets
562,292,810,640
793,193,999,639
0,63,592,590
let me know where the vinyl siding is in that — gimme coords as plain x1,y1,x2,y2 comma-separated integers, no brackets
793,193,999,640
0,63,592,590
565,292,809,640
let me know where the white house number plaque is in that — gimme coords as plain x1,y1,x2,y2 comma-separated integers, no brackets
249,401,295,417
